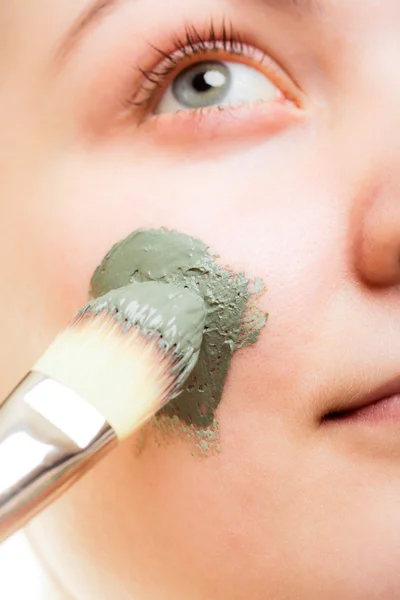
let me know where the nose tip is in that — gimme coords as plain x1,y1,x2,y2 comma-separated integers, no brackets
356,185,400,287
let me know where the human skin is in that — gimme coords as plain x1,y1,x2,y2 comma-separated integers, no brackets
2,0,400,598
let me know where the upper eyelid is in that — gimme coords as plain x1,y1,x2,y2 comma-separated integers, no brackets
56,0,324,65
151,39,259,75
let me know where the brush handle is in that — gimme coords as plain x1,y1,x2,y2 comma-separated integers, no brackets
0,372,117,543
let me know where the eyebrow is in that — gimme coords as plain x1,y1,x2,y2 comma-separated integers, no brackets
56,0,123,62
56,0,325,63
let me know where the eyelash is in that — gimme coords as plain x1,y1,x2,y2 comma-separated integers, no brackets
129,20,284,112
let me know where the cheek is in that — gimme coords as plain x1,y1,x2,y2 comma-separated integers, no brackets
28,145,347,417
26,147,350,599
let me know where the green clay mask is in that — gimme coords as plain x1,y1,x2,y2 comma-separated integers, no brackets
90,229,267,427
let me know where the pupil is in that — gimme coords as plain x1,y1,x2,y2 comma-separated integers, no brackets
192,72,212,94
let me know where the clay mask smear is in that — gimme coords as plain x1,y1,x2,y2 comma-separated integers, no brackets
91,229,267,427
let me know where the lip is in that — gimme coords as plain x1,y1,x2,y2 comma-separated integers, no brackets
322,374,400,425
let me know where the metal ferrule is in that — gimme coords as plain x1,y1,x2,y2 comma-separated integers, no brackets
0,371,116,543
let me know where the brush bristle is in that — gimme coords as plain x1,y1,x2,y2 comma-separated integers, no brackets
33,311,179,440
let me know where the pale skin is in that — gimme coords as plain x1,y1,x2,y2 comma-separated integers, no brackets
2,0,400,598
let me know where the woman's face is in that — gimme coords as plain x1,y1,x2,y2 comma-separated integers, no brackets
3,1,400,598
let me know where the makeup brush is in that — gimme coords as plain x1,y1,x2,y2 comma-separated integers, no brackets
0,282,206,543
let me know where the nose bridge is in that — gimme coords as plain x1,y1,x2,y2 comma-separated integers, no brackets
331,58,400,194
338,31,400,166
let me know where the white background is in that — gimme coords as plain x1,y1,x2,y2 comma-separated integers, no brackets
0,533,66,599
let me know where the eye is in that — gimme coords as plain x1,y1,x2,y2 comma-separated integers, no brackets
154,60,281,115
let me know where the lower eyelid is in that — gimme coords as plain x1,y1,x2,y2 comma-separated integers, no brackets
135,98,305,150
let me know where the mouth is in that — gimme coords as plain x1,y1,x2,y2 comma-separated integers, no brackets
322,376,400,426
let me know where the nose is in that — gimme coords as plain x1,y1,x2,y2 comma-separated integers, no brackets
346,84,400,288
354,170,400,288
334,31,400,289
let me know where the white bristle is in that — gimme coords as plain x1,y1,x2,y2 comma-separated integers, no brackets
33,311,177,440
